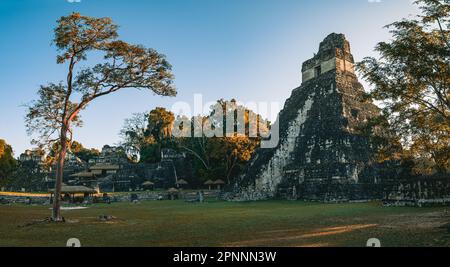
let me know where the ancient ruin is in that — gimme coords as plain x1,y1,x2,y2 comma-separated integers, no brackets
231,33,382,201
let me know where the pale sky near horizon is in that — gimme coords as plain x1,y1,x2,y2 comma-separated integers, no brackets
0,0,419,156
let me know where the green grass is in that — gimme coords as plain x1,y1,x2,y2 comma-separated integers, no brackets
0,200,449,247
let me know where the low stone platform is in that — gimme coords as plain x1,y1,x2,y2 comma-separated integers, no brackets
0,190,220,205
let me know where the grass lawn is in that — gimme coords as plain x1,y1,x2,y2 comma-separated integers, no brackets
0,200,449,247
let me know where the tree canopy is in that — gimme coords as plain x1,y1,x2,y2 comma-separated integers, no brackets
0,139,17,187
120,107,176,163
119,100,271,185
175,100,270,185
358,0,450,175
25,12,177,221
26,13,176,151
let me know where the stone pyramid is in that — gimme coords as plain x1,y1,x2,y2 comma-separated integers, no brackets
233,33,382,201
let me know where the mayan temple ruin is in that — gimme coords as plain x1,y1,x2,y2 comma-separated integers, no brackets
231,33,383,201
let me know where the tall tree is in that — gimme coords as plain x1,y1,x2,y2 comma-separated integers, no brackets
9,160,46,192
141,108,175,163
25,13,176,221
120,112,149,161
146,107,175,142
120,108,175,163
358,0,450,174
0,139,17,188
68,141,100,163
178,100,270,185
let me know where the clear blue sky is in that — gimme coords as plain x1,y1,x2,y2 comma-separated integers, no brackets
0,0,418,156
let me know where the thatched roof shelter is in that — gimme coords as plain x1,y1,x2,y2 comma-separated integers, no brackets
204,180,214,185
142,181,155,186
168,188,179,193
213,179,226,185
176,179,189,185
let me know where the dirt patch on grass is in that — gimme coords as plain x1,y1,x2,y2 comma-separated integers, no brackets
224,212,450,247
3,201,449,247
225,224,378,247
297,242,331,247
381,211,450,230
17,217,80,228
301,224,378,238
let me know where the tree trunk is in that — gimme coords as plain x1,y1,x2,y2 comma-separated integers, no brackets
52,124,68,222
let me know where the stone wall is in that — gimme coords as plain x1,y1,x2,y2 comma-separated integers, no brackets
0,195,49,205
0,191,220,205
383,178,450,207
111,191,219,202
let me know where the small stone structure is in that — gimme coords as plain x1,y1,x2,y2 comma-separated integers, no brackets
64,146,191,192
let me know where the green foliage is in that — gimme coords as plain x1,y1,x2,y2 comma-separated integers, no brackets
0,139,17,187
140,141,162,164
120,107,176,163
75,147,101,163
25,12,177,220
0,142,45,191
26,12,176,152
8,160,46,191
25,83,82,149
119,100,270,184
146,107,175,143
69,141,100,163
119,112,149,160
47,140,99,164
177,100,270,184
357,0,450,174
141,107,176,163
